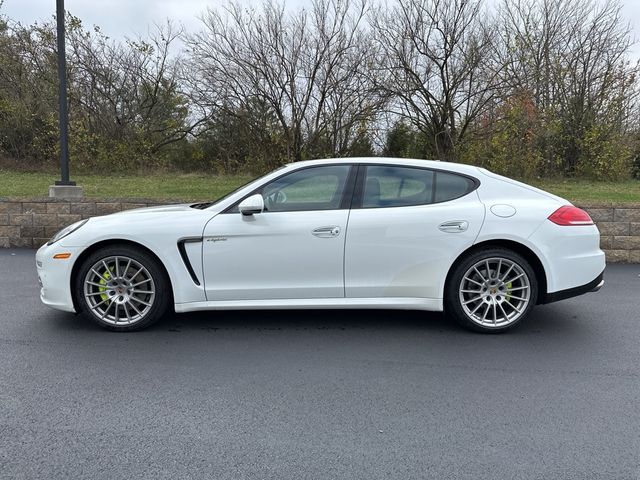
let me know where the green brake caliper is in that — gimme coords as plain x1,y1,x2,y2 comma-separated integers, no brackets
98,270,112,302
505,282,513,302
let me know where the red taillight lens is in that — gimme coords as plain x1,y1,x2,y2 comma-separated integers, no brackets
548,206,594,226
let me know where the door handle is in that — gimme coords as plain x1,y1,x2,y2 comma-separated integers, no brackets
438,220,469,233
312,226,341,238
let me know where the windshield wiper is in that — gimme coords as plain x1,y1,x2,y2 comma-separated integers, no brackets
189,202,214,210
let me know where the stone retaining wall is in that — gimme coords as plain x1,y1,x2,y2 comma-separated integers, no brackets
585,205,640,263
0,198,175,249
0,197,639,263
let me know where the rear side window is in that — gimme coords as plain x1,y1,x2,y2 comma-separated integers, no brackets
362,166,434,208
360,165,476,208
434,171,476,203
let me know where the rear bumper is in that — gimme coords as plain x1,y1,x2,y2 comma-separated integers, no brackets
542,271,604,304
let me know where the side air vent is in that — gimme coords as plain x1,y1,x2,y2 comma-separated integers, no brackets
177,238,203,285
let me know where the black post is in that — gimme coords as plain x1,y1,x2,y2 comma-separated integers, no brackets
55,0,75,186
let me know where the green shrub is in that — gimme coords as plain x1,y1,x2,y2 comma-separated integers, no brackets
575,126,632,180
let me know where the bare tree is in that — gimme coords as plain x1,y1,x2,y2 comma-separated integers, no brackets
67,19,198,153
186,0,380,163
497,0,639,173
2,0,640,177
370,0,501,161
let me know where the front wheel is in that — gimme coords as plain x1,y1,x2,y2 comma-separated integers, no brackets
74,245,171,331
445,248,538,333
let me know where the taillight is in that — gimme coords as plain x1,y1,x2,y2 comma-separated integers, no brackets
547,206,594,226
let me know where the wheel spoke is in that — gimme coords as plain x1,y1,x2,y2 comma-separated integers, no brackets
123,259,131,280
101,260,111,276
128,299,143,317
115,256,120,278
473,266,487,282
505,300,523,313
497,302,509,321
481,303,490,322
506,286,529,291
131,278,151,287
505,272,525,284
463,295,483,305
130,267,144,281
485,259,492,279
86,291,107,297
91,268,107,281
470,302,484,315
507,295,527,302
132,289,154,295
500,264,514,282
89,297,110,310
464,276,483,287
461,289,482,294
492,303,497,325
100,301,114,320
131,297,151,307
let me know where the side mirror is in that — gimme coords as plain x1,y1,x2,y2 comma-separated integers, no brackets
238,193,264,216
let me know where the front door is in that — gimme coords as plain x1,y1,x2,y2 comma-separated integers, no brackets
202,164,354,301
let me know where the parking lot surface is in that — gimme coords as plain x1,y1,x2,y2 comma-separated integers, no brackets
1,249,639,479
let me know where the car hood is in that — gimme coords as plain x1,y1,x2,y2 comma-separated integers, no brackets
110,203,197,215
59,203,213,247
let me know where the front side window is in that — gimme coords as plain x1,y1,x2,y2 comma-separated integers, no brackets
258,165,351,212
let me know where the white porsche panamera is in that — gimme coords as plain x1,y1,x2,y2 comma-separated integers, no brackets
36,158,605,333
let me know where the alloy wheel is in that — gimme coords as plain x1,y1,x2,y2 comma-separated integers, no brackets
83,256,156,325
458,257,531,328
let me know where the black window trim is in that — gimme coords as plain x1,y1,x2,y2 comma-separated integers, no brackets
352,163,481,210
222,163,358,214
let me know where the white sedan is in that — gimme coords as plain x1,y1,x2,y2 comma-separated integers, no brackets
36,158,605,333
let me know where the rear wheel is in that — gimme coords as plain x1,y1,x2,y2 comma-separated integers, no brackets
74,245,170,331
445,248,538,333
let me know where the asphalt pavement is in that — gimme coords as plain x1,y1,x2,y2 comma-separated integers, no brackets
1,248,639,479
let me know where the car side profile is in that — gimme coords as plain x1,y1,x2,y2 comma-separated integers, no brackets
36,158,605,333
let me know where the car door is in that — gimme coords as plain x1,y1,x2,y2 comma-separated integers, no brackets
344,165,485,299
202,164,355,301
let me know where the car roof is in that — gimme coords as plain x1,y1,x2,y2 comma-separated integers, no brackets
288,157,482,176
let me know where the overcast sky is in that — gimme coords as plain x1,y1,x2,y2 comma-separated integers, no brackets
2,0,640,59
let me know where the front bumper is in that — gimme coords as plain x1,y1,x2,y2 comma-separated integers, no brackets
36,243,83,313
542,271,604,304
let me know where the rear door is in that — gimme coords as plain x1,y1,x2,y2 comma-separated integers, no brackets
344,165,485,299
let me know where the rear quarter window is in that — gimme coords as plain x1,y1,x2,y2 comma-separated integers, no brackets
434,171,476,202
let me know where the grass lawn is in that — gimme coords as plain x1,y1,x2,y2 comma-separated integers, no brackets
0,170,255,201
1,169,639,204
527,178,640,204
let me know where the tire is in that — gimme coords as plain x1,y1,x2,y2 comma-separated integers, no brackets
74,244,171,331
444,248,538,333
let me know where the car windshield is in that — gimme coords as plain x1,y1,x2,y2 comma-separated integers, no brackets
190,166,288,210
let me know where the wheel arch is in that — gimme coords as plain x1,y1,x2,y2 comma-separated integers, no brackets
70,239,175,313
445,239,548,305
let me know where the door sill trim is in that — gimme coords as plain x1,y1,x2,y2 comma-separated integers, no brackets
175,297,443,313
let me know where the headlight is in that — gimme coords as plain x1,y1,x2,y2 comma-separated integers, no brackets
47,219,89,245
